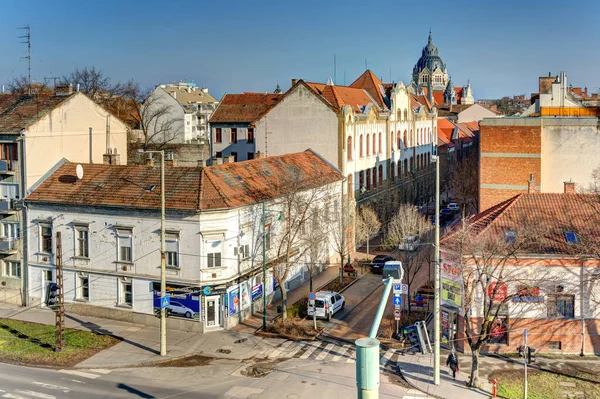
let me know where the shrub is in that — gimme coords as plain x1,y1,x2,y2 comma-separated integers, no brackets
265,318,321,338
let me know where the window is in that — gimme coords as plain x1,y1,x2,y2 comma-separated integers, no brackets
505,229,516,244
372,167,377,188
44,269,52,282
564,231,578,243
247,128,254,143
410,157,414,172
359,135,364,158
366,170,371,190
366,134,370,156
230,128,237,143
166,235,179,267
548,295,575,318
247,152,254,160
403,130,408,149
549,341,562,350
120,280,132,306
403,159,408,176
390,162,395,181
347,136,353,160
0,143,18,160
397,162,401,179
206,240,222,268
372,134,376,155
403,109,408,121
40,224,52,253
215,128,222,143
2,222,20,240
215,151,223,158
117,230,133,262
78,275,89,301
378,165,383,184
359,171,364,191
231,152,238,162
3,261,20,278
76,227,89,258
378,133,382,154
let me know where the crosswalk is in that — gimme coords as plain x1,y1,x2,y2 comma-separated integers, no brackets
256,340,401,367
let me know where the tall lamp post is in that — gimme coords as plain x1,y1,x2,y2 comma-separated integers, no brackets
261,201,284,330
433,152,441,385
139,149,167,356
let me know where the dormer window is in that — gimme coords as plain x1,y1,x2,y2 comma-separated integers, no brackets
564,231,578,244
505,229,516,244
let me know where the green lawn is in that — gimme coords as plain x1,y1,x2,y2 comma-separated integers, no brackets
491,369,600,399
0,319,120,367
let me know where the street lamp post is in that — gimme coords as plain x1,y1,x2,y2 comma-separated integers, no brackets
262,201,267,331
139,149,167,356
433,153,441,385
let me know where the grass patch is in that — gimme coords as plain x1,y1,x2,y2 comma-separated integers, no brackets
490,368,600,399
0,319,120,367
265,318,322,339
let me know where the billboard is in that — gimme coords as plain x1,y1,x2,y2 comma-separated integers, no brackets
153,285,200,321
227,285,240,316
440,253,463,314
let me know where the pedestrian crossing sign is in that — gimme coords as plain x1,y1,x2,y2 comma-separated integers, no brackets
161,295,171,309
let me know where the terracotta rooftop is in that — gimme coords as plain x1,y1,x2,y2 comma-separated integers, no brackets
350,70,387,108
27,150,343,212
443,193,600,255
305,82,377,113
209,93,282,124
0,93,74,132
437,118,456,146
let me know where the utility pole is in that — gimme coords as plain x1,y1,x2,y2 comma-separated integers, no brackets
262,201,267,331
160,151,166,357
55,232,65,352
18,26,31,95
433,152,441,385
523,329,528,399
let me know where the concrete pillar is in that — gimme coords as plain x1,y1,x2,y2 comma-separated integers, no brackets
356,337,380,399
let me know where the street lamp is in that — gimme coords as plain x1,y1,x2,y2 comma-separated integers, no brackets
432,153,441,385
138,149,167,357
261,201,284,331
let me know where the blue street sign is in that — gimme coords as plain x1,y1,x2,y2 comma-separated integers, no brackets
161,295,171,309
308,292,316,300
393,295,402,306
393,284,401,292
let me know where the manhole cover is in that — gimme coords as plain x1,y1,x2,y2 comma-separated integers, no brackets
217,348,232,354
234,338,248,344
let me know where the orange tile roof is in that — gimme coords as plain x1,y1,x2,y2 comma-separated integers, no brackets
455,121,478,138
209,93,282,124
437,118,456,145
443,193,600,255
305,82,376,113
0,93,74,132
454,87,463,102
349,70,386,108
432,91,444,105
27,150,343,212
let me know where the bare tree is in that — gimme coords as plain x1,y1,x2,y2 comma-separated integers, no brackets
7,75,51,95
63,66,112,100
137,90,182,150
448,150,479,214
355,206,381,255
331,198,353,275
302,203,331,292
385,204,431,314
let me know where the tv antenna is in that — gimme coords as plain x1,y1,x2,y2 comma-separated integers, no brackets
18,26,31,95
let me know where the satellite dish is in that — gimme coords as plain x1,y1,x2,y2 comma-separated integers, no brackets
76,164,84,181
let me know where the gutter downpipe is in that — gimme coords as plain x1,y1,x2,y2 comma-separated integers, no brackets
17,130,28,306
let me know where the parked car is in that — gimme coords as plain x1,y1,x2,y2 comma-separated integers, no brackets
166,301,195,318
440,208,453,216
369,254,395,274
307,291,345,321
447,203,460,212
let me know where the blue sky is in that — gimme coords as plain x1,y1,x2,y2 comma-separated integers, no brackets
1,0,599,100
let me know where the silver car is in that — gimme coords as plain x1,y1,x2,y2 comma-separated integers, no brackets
166,301,195,318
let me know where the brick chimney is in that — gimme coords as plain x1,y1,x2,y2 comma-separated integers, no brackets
527,174,536,194
255,151,263,159
564,180,576,194
55,83,74,96
103,147,121,165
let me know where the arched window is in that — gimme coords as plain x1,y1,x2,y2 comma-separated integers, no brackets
404,159,408,176
397,162,401,179
378,133,382,154
403,130,408,149
372,167,377,187
378,165,383,185
391,162,395,181
410,129,413,147
366,169,371,190
410,156,414,172
366,134,370,156
359,135,364,158
373,134,377,155
427,152,431,166
398,133,401,151
347,136,353,161
403,109,408,121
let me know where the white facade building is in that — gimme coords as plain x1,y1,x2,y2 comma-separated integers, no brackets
25,151,343,332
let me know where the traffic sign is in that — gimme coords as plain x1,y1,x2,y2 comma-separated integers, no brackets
160,295,171,309
394,309,401,320
308,292,316,300
393,284,402,294
393,295,402,306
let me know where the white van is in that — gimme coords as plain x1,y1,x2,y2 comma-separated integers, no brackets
307,291,345,321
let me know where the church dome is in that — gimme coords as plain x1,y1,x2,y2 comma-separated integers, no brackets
413,32,446,73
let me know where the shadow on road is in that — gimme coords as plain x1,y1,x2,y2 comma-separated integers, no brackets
117,383,155,398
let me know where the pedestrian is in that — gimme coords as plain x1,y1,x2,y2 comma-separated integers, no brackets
446,350,460,380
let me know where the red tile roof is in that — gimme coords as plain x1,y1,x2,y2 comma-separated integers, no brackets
305,82,376,113
27,150,343,212
443,193,600,255
0,93,74,132
209,93,282,124
349,70,386,108
437,118,456,145
432,91,444,105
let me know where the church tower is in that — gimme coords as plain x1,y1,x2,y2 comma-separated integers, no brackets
444,77,457,105
412,31,449,90
461,80,474,105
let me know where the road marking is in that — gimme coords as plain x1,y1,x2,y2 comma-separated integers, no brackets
268,340,294,359
332,345,351,362
31,382,69,393
282,341,305,358
3,394,28,399
58,369,101,379
61,378,85,384
346,350,356,363
15,390,56,399
315,343,335,361
88,368,112,374
299,342,320,359
380,349,395,366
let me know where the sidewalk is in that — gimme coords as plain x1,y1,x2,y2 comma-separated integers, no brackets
397,350,492,399
0,303,280,369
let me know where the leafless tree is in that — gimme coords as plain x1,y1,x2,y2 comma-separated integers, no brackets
331,198,353,277
355,206,381,255
385,204,431,314
7,75,51,95
136,90,182,150
448,150,479,214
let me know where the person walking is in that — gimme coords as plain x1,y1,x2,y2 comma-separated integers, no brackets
446,350,460,380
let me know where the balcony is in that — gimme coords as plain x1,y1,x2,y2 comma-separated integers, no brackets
0,200,16,214
0,160,16,175
0,238,17,254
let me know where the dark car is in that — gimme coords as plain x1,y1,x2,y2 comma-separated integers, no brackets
369,255,394,274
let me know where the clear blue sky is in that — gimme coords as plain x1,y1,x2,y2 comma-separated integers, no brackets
1,0,599,100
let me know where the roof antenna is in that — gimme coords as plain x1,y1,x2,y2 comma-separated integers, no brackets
365,58,368,71
334,54,337,85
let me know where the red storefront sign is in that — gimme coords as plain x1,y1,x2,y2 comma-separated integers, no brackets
487,282,507,302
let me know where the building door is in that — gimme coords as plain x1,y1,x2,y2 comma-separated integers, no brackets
205,296,221,328
41,269,54,306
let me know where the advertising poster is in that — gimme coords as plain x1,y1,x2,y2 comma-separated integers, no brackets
265,270,274,295
228,285,240,316
152,286,201,321
251,275,263,302
441,310,450,346
440,253,464,314
240,280,251,310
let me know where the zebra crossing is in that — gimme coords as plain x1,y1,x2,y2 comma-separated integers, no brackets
256,340,400,367
57,368,113,380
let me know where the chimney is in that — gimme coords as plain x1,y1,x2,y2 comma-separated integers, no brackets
255,151,263,159
584,87,588,97
564,180,576,194
291,79,298,86
527,174,536,194
55,83,74,96
212,157,223,165
197,159,207,167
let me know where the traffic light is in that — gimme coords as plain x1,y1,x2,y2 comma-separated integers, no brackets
45,282,59,311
